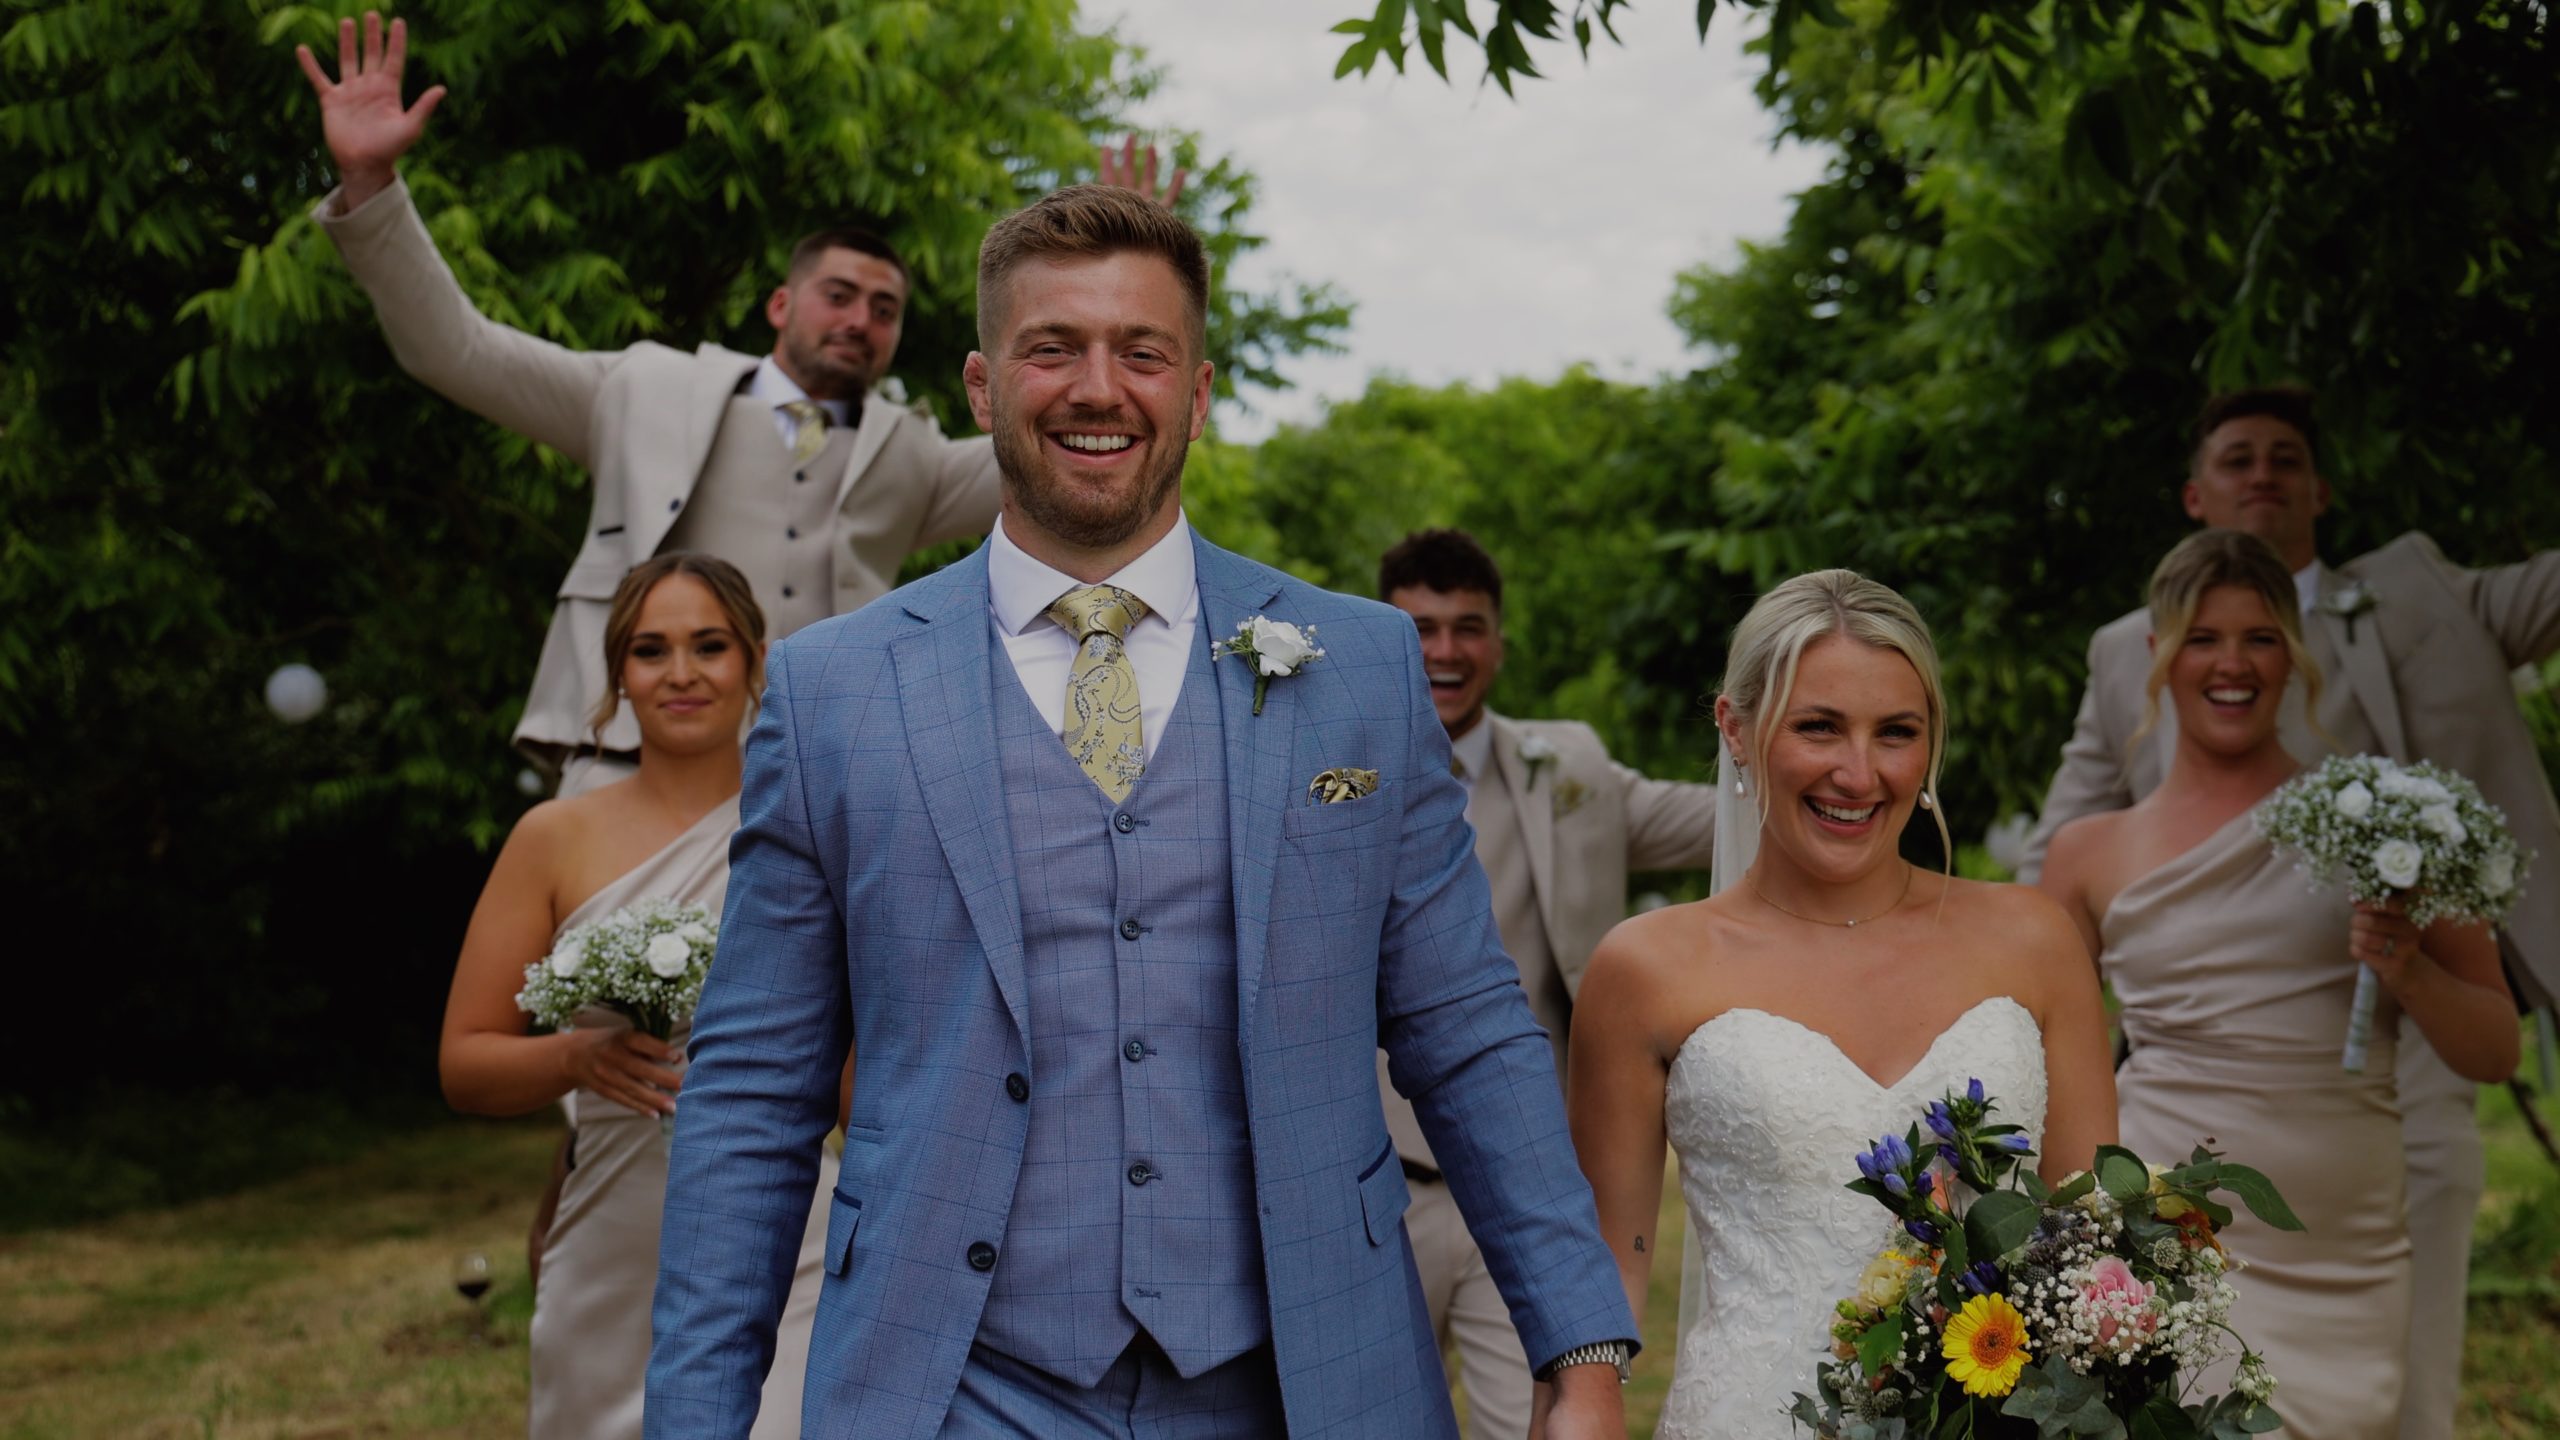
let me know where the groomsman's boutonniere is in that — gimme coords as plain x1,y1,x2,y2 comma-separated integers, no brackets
1213,616,1324,715
2321,581,2378,643
1553,777,1590,817
1517,733,1559,790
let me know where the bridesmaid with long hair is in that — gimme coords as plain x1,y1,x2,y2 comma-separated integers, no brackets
2039,529,2517,1439
441,553,838,1439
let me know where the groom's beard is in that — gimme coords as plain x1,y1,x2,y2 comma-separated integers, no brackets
994,405,1188,552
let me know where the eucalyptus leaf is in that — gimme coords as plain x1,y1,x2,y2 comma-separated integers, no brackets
1964,1189,2040,1263
2212,1163,2304,1231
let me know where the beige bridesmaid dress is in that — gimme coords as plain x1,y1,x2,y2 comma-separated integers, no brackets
527,796,840,1440
2100,808,2411,1440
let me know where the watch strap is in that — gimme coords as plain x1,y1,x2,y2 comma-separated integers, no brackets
1535,1339,1632,1383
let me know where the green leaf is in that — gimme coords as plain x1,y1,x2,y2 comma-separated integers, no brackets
2048,1171,2098,1207
2095,1146,2150,1203
1857,1311,1906,1376
2130,1394,2198,1440
1964,1190,2040,1262
2213,1163,2304,1231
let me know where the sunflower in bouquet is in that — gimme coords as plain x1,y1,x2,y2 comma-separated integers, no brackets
1788,1081,2300,1440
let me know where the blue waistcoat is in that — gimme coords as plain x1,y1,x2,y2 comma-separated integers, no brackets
976,623,1269,1386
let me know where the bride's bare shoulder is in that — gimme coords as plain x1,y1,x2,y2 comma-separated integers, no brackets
1935,873,2093,984
1582,893,1749,1002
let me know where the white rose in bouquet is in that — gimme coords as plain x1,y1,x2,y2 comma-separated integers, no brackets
2371,838,2425,890
646,932,694,978
2333,781,2374,819
2483,849,2518,898
548,943,585,979
2419,804,2469,846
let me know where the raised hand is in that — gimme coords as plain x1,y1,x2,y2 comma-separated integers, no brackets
1097,135,1186,211
294,10,446,211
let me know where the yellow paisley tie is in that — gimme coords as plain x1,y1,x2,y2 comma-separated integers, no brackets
1047,584,1152,801
780,399,831,464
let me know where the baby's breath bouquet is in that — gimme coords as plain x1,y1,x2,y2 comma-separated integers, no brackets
517,898,717,1133
1789,1083,2298,1440
2256,755,2529,1070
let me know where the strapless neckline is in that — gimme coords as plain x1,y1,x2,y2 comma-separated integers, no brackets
1673,994,2034,1093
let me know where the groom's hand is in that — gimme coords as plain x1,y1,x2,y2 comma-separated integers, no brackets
1530,1364,1626,1440
295,10,446,211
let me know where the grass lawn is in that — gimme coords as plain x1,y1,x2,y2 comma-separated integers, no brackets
3,1086,2554,1438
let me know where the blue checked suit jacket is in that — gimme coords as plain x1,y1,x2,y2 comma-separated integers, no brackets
646,532,1635,1439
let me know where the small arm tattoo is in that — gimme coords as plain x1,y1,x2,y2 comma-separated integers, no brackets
1633,1235,1647,1252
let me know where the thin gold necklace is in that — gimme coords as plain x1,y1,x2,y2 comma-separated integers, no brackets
1748,862,1913,928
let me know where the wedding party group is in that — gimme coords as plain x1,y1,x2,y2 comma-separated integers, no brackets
299,13,2560,1440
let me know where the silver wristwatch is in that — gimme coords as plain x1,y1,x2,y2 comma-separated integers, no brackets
1536,1340,1632,1383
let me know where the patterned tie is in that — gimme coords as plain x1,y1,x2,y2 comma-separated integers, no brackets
780,399,831,464
1046,585,1152,801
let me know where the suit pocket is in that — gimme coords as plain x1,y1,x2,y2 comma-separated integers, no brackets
1355,1141,1412,1247
824,1189,862,1277
1283,780,1400,845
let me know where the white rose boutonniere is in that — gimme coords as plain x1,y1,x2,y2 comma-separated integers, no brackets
1212,615,1325,715
2320,581,2378,643
1517,733,1558,790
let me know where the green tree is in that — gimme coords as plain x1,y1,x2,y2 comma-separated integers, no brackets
0,0,1342,1104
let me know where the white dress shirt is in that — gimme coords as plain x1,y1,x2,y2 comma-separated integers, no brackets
986,511,1200,765
2295,561,2320,617
746,355,852,450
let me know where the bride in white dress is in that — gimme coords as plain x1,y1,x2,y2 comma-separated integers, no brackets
1564,570,2119,1439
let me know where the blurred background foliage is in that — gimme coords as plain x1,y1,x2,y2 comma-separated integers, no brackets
3,0,2555,1176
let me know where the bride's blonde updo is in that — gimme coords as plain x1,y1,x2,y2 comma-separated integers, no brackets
1718,569,1953,865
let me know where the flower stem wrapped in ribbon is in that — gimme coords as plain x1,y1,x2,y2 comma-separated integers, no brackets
2256,755,2530,1071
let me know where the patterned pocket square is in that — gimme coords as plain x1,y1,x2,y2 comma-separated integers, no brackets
1307,767,1380,804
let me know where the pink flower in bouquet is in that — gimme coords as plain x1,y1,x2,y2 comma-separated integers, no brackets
2082,1256,2161,1349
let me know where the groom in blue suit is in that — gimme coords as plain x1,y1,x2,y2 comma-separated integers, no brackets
646,185,1635,1438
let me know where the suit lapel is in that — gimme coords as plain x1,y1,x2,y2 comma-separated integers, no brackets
829,395,905,514
635,347,758,558
889,550,1031,1044
2311,561,2410,760
1194,536,1293,1033
1486,714,1560,946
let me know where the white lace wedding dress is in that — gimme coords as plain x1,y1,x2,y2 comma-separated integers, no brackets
1656,995,2048,1440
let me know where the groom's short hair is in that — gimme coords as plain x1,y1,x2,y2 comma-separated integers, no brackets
1379,528,1504,613
976,184,1210,355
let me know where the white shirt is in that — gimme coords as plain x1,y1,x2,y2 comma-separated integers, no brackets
746,356,853,450
986,511,1200,764
1448,716,1495,792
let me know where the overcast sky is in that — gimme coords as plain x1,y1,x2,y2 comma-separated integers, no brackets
1095,1,1831,439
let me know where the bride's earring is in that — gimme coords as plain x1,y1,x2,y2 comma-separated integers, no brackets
1730,756,1747,796
1918,790,1935,811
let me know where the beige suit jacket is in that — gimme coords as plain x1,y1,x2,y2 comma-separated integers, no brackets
2021,532,2560,1005
1483,713,1721,1000
315,178,1001,762
1387,713,1719,1169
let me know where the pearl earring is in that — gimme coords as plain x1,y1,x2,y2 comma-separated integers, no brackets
1918,790,1935,811
1731,758,1747,795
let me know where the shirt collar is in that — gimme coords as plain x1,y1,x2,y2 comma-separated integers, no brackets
987,511,1198,638
2294,561,2320,614
747,354,853,429
1449,712,1497,786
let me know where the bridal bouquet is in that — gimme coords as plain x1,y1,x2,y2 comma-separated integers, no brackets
517,898,718,1132
2256,755,2529,1069
1788,1082,2300,1440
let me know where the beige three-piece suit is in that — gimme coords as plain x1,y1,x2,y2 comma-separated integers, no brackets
2022,532,2560,1440
1380,712,1718,1437
315,177,1001,778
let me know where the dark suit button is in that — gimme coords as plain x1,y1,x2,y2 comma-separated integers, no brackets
1127,1162,1154,1187
667,498,681,512
1005,1072,1029,1102
781,585,795,599
1123,1039,1146,1063
786,526,800,540
1120,917,1142,941
795,470,809,483
967,1241,997,1271
1114,812,1136,834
